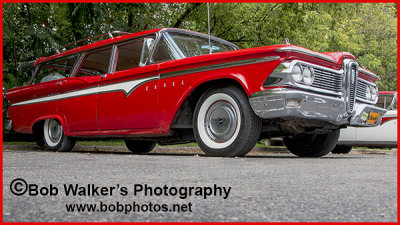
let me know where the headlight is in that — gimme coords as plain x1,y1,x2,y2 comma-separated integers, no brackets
291,64,303,83
303,66,314,86
370,85,378,101
366,85,378,101
366,86,372,100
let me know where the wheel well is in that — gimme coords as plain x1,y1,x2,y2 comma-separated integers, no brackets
170,79,246,129
32,120,45,140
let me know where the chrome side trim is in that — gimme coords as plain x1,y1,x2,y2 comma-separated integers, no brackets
359,68,379,80
160,56,280,79
12,76,158,106
276,46,335,63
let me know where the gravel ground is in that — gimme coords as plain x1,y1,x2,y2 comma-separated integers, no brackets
3,146,397,222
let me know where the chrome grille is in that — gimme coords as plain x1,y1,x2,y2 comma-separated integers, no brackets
343,59,359,113
356,79,368,101
348,64,358,112
310,67,342,93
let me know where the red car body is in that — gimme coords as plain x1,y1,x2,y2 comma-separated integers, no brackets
5,28,386,157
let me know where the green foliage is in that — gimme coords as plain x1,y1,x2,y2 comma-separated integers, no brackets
3,3,397,91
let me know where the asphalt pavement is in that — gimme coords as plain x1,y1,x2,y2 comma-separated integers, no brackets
3,146,397,222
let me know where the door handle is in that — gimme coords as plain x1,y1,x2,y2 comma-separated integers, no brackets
56,81,64,85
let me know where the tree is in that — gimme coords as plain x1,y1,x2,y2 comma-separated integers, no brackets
3,3,397,91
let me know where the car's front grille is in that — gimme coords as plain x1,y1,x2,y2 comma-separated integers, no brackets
349,64,358,112
342,59,359,113
356,79,368,101
311,68,343,93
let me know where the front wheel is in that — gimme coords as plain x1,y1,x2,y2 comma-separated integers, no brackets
193,86,262,157
283,129,340,157
125,140,156,154
43,119,76,152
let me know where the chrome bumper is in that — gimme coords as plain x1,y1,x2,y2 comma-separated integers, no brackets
249,88,386,127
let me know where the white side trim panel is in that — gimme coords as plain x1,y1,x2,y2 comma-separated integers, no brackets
13,76,157,106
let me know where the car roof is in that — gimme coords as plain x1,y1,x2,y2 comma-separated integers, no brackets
35,28,163,65
34,28,237,66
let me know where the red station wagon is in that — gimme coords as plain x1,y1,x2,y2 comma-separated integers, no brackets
4,28,386,157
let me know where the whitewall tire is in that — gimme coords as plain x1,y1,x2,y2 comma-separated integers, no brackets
43,119,75,152
193,86,262,157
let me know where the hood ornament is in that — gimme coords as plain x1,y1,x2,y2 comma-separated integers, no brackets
284,38,290,45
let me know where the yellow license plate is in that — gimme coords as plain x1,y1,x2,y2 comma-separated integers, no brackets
367,112,380,124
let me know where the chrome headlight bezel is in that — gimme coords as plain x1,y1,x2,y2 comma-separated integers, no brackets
366,85,372,100
302,66,314,86
291,63,303,83
370,85,378,101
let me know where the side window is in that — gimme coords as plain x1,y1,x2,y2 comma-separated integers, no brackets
153,36,176,64
115,35,156,72
32,54,80,84
76,47,112,77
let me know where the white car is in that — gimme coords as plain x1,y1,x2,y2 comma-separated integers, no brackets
332,91,397,153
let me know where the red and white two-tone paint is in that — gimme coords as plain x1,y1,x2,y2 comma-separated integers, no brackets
5,28,386,157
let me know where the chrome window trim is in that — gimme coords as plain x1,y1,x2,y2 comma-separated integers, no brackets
108,45,118,74
28,66,41,85
158,28,239,50
30,53,82,84
149,28,239,65
276,46,335,63
163,32,186,59
71,46,114,77
70,53,87,77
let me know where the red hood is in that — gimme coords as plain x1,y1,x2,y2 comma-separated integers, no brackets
321,51,356,62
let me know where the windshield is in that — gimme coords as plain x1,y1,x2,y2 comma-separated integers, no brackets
152,31,238,63
168,32,238,57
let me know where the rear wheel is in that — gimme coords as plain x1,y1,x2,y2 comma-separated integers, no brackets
331,145,353,154
125,140,156,154
43,119,75,152
283,129,340,157
193,86,262,157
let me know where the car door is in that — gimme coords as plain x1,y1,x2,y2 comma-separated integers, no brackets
97,35,160,130
57,47,113,131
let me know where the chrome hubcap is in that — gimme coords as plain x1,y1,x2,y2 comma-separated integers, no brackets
205,101,238,142
48,119,62,143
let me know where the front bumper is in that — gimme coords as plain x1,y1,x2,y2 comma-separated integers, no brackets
249,88,386,127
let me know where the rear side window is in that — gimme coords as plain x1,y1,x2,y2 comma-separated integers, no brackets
115,34,156,72
32,54,80,84
76,47,112,77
